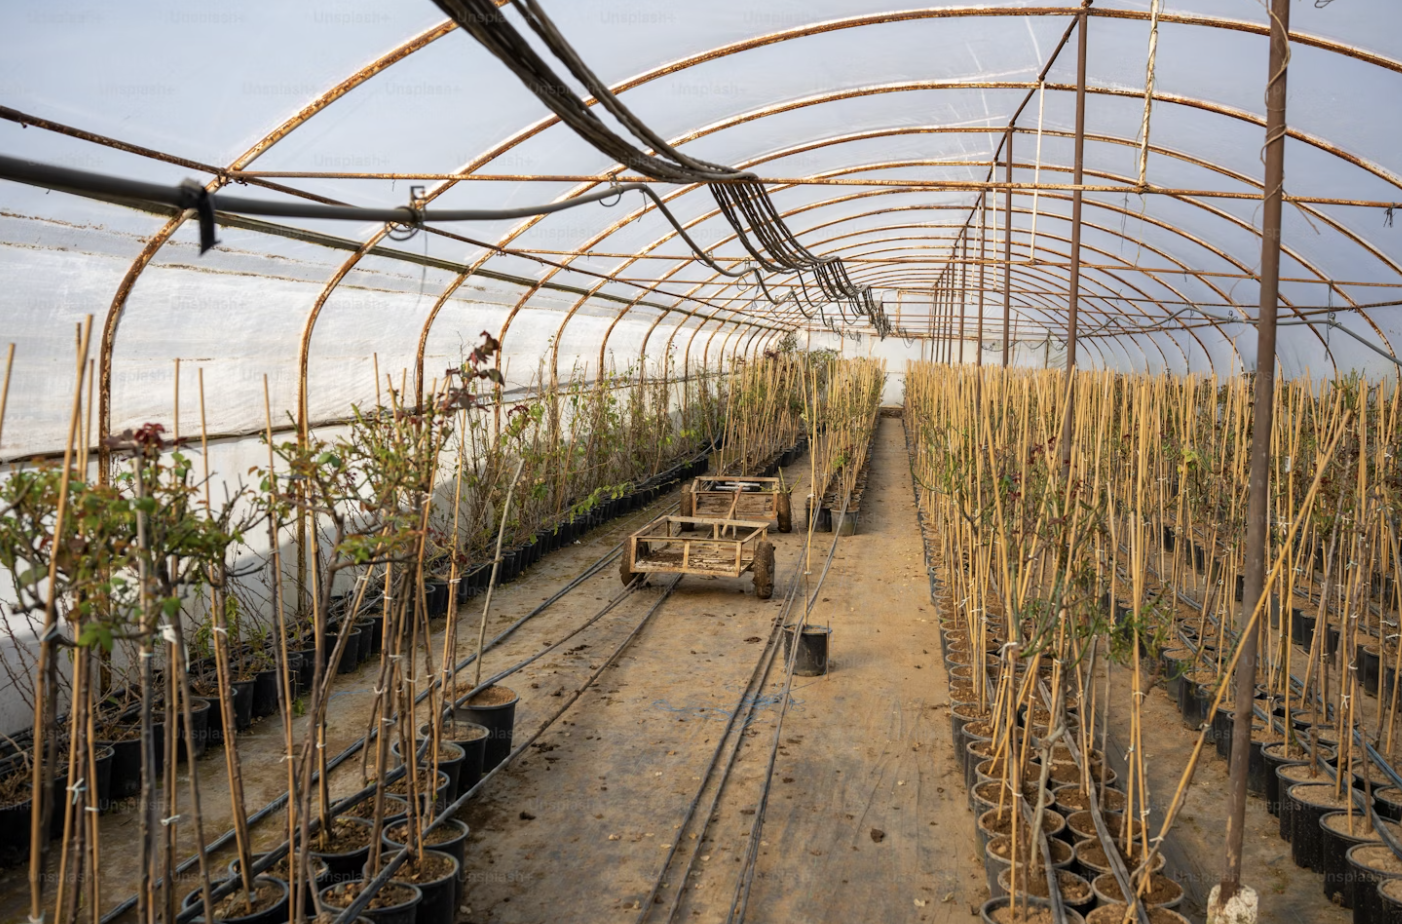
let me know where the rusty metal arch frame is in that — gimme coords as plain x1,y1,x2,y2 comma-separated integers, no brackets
427,17,1402,390
797,217,1240,357
683,183,1333,373
659,186,1252,373
94,19,458,478
89,4,1402,473
566,105,1389,370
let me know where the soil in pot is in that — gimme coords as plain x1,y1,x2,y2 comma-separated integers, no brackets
383,818,469,874
1289,782,1351,870
342,796,407,830
388,848,458,924
1346,843,1402,923
391,740,465,802
1091,871,1183,909
182,876,288,924
1054,784,1127,818
320,880,421,924
429,718,488,795
228,853,331,911
997,867,1095,915
1085,907,1189,924
458,685,518,772
979,896,1084,924
308,817,374,880
1073,838,1165,881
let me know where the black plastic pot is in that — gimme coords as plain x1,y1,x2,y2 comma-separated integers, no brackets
231,678,256,730
228,854,331,912
335,629,362,675
424,579,450,619
355,619,375,664
1363,644,1383,696
101,729,155,799
1291,609,1316,647
391,849,458,924
391,739,466,802
783,624,831,676
496,551,519,585
427,718,488,797
1212,706,1235,759
805,495,831,532
0,795,34,864
182,876,289,924
1377,787,1402,823
383,819,469,887
1263,744,1308,816
1379,877,1402,923
458,685,518,772
1347,843,1402,923
296,645,318,692
320,880,421,924
251,667,281,719
1320,811,1383,907
1290,782,1344,869
308,817,374,881
181,697,214,761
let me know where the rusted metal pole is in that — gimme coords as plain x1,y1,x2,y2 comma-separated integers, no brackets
1221,0,1291,907
977,193,987,368
958,232,968,364
1057,9,1089,482
1002,129,1014,367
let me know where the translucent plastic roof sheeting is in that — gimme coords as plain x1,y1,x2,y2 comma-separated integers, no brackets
4,0,1402,457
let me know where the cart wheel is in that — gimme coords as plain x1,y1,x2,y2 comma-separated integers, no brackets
620,545,639,587
752,540,775,600
679,489,695,531
775,492,793,534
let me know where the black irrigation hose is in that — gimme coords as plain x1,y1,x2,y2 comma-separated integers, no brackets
103,494,679,924
329,574,684,924
726,499,848,924
430,0,891,338
640,559,803,924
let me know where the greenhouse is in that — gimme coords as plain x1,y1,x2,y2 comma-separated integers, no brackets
2,1,1401,922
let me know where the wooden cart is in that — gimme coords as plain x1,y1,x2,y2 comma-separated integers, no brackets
679,476,792,533
620,515,776,598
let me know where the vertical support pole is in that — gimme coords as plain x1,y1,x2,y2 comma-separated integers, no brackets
1002,128,1014,367
977,193,987,368
1057,8,1089,482
1220,0,1290,910
958,232,968,365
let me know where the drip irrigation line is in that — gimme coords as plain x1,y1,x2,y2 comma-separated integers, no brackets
635,572,797,924
107,494,679,924
726,497,847,924
329,573,684,924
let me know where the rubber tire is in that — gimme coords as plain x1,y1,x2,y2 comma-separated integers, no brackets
775,493,792,533
752,540,775,600
679,489,695,531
